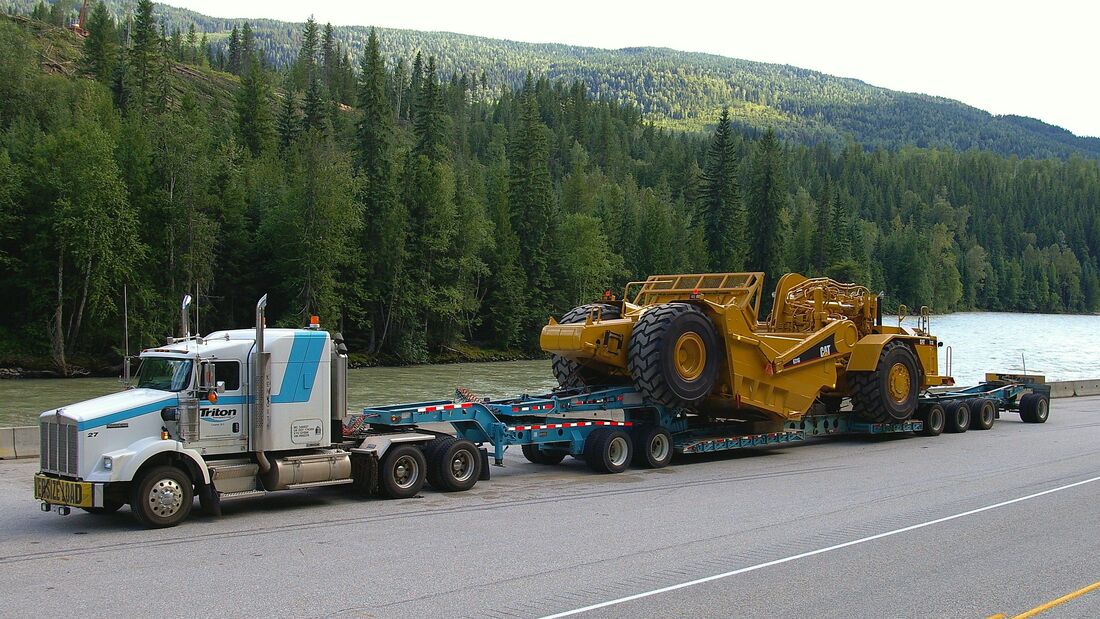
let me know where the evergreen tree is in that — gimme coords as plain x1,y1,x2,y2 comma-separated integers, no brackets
276,90,301,152
294,16,320,89
127,0,160,114
699,108,746,270
235,57,275,156
413,57,448,160
745,127,787,279
80,1,117,83
185,24,198,65
240,22,255,75
226,26,241,75
302,77,327,136
813,178,833,272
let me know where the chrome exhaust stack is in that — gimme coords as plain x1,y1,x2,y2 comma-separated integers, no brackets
254,294,271,473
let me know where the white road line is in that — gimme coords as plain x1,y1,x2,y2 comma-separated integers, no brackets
539,473,1100,619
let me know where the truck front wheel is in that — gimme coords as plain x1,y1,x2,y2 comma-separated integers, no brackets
130,466,193,528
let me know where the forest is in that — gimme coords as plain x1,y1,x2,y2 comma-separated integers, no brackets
0,4,1098,375
11,0,1100,160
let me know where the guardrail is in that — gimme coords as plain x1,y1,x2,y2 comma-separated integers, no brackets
4,379,1100,459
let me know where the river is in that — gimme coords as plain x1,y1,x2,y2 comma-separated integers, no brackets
2,311,1097,427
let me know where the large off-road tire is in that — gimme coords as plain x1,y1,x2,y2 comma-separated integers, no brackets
130,465,193,528
631,426,673,469
426,437,481,492
627,303,720,410
379,444,426,499
521,444,568,465
583,428,633,474
943,400,970,433
550,304,622,388
968,398,997,430
850,341,920,423
1019,392,1050,423
917,402,945,437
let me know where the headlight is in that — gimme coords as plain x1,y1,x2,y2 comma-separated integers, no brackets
102,456,113,470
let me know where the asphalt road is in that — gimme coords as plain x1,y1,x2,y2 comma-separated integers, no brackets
2,398,1099,618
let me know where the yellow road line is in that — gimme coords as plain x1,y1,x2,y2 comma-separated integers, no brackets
997,579,1100,619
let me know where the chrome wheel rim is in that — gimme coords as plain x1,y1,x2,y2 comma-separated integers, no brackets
450,450,474,483
393,455,418,489
148,478,184,518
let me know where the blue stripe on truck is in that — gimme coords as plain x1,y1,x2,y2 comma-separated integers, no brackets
271,331,327,404
77,397,179,431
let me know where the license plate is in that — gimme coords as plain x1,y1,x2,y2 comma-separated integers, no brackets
34,474,93,508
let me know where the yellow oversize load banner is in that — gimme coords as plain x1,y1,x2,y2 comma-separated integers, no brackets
34,474,92,508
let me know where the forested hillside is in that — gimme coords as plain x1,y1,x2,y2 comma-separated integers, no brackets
11,0,1100,159
0,7,1098,376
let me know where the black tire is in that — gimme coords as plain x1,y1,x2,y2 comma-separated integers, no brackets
631,426,673,468
943,400,970,433
426,437,481,492
627,303,720,409
521,443,568,465
583,428,633,474
551,304,622,388
918,402,945,437
82,500,124,515
850,341,920,423
969,398,996,430
1019,392,1050,423
379,444,427,499
130,465,193,528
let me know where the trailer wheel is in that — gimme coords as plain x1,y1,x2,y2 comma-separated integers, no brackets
943,400,970,433
584,428,633,474
521,444,567,465
551,304,622,388
850,341,920,423
379,444,426,499
425,437,481,492
628,303,720,409
632,426,673,468
918,402,945,436
969,398,996,430
1019,392,1050,423
130,465,193,528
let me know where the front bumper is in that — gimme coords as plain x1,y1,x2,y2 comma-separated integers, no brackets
34,473,107,509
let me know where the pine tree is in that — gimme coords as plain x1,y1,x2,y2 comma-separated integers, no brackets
127,0,159,114
235,57,275,155
276,90,301,152
294,16,320,90
81,2,117,83
699,108,746,270
813,178,833,272
321,23,337,96
745,127,787,279
302,77,327,136
240,22,254,75
226,26,241,75
185,24,198,65
413,57,447,161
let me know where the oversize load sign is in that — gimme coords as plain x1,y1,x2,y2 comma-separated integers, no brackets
34,475,93,508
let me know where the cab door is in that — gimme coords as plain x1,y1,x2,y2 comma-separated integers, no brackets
198,360,245,444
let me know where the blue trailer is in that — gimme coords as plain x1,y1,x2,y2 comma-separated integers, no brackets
913,373,1052,435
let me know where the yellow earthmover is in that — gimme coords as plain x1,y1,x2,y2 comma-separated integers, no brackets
541,273,953,423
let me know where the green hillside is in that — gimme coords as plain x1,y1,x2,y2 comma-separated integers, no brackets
10,0,1100,159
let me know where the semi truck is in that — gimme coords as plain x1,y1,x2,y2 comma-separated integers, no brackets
34,278,1051,528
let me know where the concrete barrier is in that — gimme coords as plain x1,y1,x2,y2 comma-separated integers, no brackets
0,427,14,459
1049,382,1077,399
12,426,38,459
1073,380,1100,397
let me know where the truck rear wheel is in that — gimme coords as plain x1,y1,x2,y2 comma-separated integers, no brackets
850,341,920,423
521,444,567,465
379,444,426,499
551,304,622,388
1019,393,1050,423
917,402,945,436
968,398,996,430
632,426,673,468
628,303,720,409
130,465,193,528
426,437,481,492
943,400,970,433
584,428,632,474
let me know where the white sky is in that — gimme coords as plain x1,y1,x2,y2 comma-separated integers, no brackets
169,0,1100,137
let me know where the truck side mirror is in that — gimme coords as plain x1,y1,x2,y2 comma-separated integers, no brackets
215,380,226,394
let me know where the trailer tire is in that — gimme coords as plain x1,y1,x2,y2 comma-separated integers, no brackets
427,437,481,492
943,400,970,433
628,303,720,409
584,428,633,474
918,402,945,436
130,465,193,528
551,304,622,388
850,341,920,423
521,444,567,465
1019,392,1050,423
969,398,996,430
379,444,426,499
631,426,673,468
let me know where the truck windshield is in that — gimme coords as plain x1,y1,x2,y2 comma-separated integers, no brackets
134,358,193,392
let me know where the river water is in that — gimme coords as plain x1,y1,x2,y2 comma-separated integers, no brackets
2,311,1096,427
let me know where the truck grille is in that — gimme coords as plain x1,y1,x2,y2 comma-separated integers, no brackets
40,419,79,477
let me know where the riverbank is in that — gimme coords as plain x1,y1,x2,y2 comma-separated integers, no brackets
0,344,544,380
